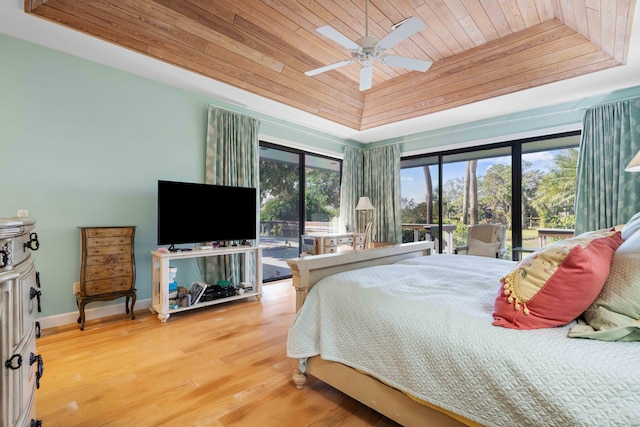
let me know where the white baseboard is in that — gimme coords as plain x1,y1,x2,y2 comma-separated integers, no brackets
37,298,151,330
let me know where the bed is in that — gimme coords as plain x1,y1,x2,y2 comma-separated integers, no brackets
286,237,640,427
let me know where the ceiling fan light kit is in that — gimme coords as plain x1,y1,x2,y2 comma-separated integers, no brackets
305,2,432,91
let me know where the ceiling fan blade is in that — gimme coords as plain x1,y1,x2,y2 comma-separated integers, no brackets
376,16,425,51
381,55,432,72
305,59,354,76
316,25,360,51
359,64,373,91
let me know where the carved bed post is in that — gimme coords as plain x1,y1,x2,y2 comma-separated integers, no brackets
287,259,310,312
292,368,307,389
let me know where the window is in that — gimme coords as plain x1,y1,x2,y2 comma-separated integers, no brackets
401,132,580,260
520,135,580,253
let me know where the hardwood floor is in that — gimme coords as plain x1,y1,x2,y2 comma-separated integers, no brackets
36,280,401,426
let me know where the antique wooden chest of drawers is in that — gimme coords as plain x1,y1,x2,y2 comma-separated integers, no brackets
76,226,136,330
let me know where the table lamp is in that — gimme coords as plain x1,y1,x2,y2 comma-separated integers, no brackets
625,150,640,172
355,196,374,234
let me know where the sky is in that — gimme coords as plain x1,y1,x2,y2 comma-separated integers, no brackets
401,150,560,203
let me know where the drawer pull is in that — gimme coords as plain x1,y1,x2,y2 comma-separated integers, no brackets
30,287,42,312
35,321,41,339
24,232,40,251
4,354,22,370
31,420,43,427
0,242,11,267
30,353,44,389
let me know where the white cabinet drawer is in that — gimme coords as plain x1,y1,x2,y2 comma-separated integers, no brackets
302,233,365,255
322,237,338,246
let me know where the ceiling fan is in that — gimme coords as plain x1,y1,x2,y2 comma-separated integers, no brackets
305,1,432,91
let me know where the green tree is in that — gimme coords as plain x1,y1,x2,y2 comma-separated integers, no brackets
521,165,543,228
259,159,299,222
259,160,341,224
532,148,578,228
305,168,341,221
401,198,427,223
259,159,298,203
443,177,464,221
401,197,431,242
480,164,512,227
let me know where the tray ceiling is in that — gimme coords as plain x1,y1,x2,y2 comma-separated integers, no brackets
25,0,636,132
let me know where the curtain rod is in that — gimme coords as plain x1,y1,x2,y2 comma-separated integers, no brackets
574,94,640,113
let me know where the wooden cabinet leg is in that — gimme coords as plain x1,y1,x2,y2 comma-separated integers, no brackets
76,291,136,330
129,291,136,320
77,299,86,331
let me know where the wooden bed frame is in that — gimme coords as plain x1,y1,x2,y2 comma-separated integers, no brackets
286,241,474,427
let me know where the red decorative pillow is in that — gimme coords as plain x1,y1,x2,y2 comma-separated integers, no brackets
493,229,623,329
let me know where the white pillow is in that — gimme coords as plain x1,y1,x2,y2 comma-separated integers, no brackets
622,211,640,240
466,238,500,257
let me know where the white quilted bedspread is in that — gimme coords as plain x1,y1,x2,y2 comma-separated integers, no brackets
286,254,640,427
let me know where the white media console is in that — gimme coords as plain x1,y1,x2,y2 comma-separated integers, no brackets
150,246,262,322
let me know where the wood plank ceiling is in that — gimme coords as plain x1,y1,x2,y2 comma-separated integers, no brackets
25,0,636,132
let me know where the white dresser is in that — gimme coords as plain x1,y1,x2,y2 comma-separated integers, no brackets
0,218,43,427
301,232,365,255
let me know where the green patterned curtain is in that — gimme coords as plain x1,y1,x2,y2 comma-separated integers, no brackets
339,146,364,233
364,144,402,244
204,106,260,284
575,98,640,234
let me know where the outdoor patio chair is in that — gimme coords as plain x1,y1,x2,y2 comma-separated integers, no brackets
454,224,507,258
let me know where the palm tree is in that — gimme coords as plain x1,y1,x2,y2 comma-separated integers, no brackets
422,166,434,223
469,160,478,225
532,148,578,227
462,160,478,225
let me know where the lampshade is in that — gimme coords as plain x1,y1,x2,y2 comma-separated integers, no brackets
625,150,640,172
355,196,374,210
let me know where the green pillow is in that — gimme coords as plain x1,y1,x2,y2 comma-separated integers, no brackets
569,229,640,341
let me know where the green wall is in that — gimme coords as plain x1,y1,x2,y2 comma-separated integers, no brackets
381,86,640,153
3,32,640,320
0,34,353,318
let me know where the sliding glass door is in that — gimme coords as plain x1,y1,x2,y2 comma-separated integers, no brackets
401,132,580,260
304,154,342,234
259,145,300,281
519,135,580,256
400,156,439,243
442,147,512,255
401,149,513,256
259,142,342,282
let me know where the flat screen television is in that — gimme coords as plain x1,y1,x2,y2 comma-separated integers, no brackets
157,180,257,249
